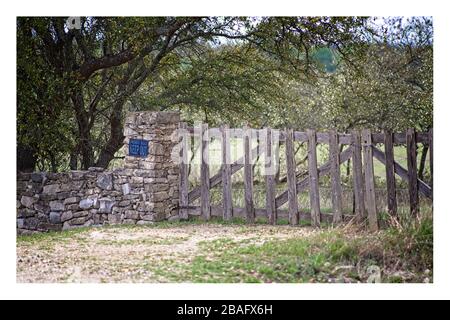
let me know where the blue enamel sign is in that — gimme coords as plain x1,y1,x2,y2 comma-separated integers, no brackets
129,139,149,157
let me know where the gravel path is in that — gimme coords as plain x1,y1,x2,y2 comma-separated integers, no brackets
17,224,318,283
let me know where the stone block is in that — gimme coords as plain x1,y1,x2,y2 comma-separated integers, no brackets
83,219,94,227
49,200,64,211
70,216,88,225
23,217,39,230
31,172,45,183
96,173,113,190
61,211,73,222
99,198,115,214
118,200,131,207
64,197,80,205
137,220,154,226
79,198,96,209
124,210,139,220
17,219,24,229
140,214,154,221
152,192,169,202
17,208,36,218
37,223,62,232
66,203,80,211
49,212,62,224
108,214,122,224
131,176,144,184
73,210,89,218
21,195,37,208
43,184,60,195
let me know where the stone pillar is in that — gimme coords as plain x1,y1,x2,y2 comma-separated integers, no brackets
123,111,180,222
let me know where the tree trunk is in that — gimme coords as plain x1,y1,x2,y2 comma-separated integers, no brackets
49,152,58,173
71,91,94,170
95,101,125,168
17,144,37,172
69,151,78,170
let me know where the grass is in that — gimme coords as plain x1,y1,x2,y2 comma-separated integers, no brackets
17,213,433,283
156,220,432,283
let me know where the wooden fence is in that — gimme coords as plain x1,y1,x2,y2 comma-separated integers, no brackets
178,124,433,231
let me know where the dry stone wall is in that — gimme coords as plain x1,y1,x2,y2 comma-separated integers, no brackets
16,111,180,235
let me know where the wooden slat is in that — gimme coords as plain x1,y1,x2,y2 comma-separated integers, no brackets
276,130,286,142
416,132,430,144
307,129,321,227
275,147,353,208
294,132,352,144
265,128,277,225
384,130,397,217
329,129,343,224
188,145,260,203
221,125,232,221
179,122,189,220
184,205,355,224
294,131,308,142
187,127,430,144
290,131,429,145
286,129,299,225
371,132,428,144
406,128,419,217
362,129,378,231
392,133,406,145
338,134,352,145
244,126,255,223
429,129,433,195
296,131,426,145
200,123,210,220
372,146,432,199
351,130,366,221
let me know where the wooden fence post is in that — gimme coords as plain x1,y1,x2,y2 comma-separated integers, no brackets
221,124,232,221
429,128,433,197
200,123,210,220
352,130,365,222
329,129,343,224
307,129,321,227
266,128,277,225
362,129,378,231
179,122,189,220
406,128,419,217
286,128,299,225
384,130,397,217
244,125,255,223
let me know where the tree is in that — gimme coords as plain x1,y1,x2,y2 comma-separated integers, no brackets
18,16,432,172
18,17,254,170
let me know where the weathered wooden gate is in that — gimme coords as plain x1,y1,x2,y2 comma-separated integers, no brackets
178,124,433,231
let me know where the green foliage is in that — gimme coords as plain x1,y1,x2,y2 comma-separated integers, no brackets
136,44,290,127
16,16,433,171
17,18,75,171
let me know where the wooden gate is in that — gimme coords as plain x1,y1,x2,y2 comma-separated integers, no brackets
178,124,433,231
